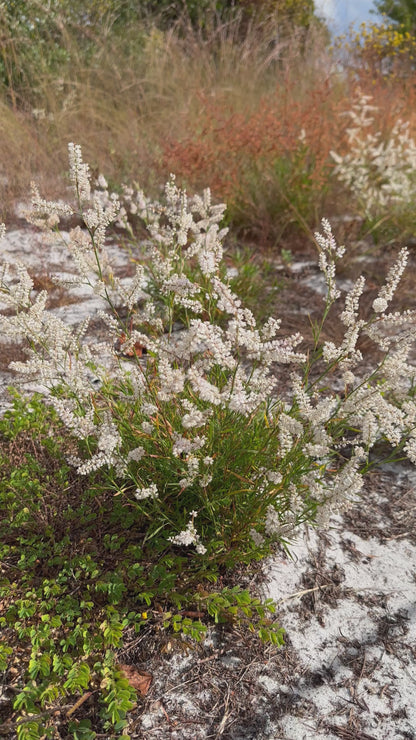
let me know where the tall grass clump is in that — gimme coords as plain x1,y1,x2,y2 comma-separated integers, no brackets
157,21,342,242
0,1,345,243
5,1,416,245
0,145,415,735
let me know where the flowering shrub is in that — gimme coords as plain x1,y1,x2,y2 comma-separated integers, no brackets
1,143,416,736
1,143,415,563
344,21,416,79
331,93,416,235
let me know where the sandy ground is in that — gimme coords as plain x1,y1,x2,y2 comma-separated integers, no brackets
120,459,416,740
0,225,415,739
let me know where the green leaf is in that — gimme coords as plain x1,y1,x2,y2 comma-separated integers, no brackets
16,721,42,740
63,662,91,692
68,719,96,739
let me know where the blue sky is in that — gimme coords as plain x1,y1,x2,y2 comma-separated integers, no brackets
314,0,381,33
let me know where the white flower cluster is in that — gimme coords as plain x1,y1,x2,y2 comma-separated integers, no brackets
372,247,408,314
27,183,74,230
172,433,206,458
315,218,345,302
331,93,416,217
1,143,415,555
68,142,91,202
181,399,211,429
168,511,207,555
135,483,158,501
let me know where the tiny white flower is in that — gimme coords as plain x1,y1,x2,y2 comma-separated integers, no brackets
168,511,206,554
127,446,145,463
135,483,158,500
249,529,265,547
373,297,388,313
96,174,108,189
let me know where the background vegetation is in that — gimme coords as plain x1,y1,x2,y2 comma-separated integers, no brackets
1,2,416,738
3,0,415,245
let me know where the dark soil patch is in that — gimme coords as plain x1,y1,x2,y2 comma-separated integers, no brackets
343,467,416,546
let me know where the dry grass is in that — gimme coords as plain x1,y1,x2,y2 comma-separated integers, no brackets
1,12,416,246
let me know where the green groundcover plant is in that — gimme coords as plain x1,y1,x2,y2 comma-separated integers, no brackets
0,144,415,738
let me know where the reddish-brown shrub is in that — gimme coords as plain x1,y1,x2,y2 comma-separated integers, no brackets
160,79,346,239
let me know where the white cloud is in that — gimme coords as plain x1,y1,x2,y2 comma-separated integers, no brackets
346,0,376,25
314,0,379,32
314,0,336,23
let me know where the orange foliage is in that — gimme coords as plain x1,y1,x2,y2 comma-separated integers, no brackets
160,80,343,203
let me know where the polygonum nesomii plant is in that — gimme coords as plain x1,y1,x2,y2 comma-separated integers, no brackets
0,143,415,566
331,92,416,235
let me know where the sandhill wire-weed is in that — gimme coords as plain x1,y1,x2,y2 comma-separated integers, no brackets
331,91,416,241
0,144,415,737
